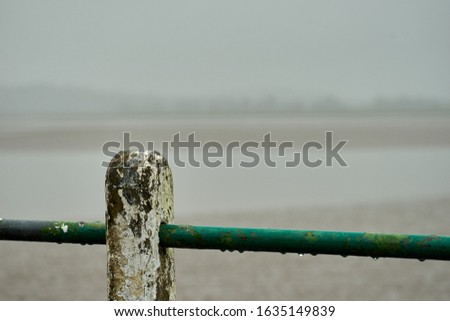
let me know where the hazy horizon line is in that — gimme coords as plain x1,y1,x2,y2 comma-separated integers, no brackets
1,84,450,116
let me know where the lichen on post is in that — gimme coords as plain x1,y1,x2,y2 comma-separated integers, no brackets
105,150,175,300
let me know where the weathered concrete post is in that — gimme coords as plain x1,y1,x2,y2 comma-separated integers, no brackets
105,151,175,300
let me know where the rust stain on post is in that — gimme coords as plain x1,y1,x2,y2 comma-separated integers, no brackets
105,151,175,300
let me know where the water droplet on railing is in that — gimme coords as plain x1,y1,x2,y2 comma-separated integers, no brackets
298,253,304,257
418,258,426,262
341,254,348,258
238,249,244,253
280,252,286,255
372,257,379,261
310,253,318,256
220,249,226,252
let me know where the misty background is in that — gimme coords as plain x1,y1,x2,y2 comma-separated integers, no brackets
1,0,450,116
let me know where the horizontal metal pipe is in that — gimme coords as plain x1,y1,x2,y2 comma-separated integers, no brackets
0,219,105,245
160,225,450,261
1,219,450,261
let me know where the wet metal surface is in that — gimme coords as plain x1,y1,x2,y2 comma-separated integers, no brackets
160,225,450,261
1,220,450,261
0,219,104,245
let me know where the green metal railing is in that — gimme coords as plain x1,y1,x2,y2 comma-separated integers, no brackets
1,219,449,261
0,219,105,245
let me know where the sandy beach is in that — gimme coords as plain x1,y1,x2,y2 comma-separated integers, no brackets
1,113,450,151
0,113,449,300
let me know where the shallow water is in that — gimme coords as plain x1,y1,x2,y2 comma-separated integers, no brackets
0,147,449,221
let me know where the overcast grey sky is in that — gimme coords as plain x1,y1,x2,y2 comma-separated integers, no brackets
1,0,449,104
